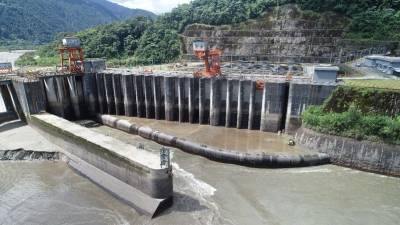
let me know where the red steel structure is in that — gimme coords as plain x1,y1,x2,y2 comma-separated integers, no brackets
59,38,84,74
193,40,222,78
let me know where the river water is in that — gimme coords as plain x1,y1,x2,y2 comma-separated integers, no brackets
1,121,400,225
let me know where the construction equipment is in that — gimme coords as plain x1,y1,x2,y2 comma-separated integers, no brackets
59,37,84,74
193,40,222,78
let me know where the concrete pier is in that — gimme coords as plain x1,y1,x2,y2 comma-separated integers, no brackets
82,74,98,117
95,73,107,114
153,76,164,120
112,74,124,115
143,76,155,119
67,75,85,119
164,76,176,121
248,81,256,130
177,77,187,123
210,78,221,126
261,81,288,132
199,78,210,124
237,80,251,129
104,73,116,115
226,79,238,127
121,74,136,117
31,113,173,216
134,75,146,117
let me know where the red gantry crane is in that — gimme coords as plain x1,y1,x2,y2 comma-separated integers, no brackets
193,40,222,78
59,37,84,74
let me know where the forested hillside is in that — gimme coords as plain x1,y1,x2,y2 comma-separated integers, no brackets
25,0,400,66
0,0,155,45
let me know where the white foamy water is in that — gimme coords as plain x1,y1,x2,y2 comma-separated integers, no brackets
172,162,217,197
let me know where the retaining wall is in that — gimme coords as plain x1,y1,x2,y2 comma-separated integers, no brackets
30,113,173,216
295,127,400,177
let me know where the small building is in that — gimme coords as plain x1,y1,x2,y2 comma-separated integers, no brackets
311,65,339,83
0,62,12,74
83,58,106,73
193,40,208,52
62,37,81,48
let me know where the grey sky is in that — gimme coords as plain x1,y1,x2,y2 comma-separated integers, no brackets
108,0,191,14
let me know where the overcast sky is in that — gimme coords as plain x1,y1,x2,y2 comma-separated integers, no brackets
108,0,191,14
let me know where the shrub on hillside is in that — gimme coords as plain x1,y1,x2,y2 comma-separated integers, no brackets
302,105,400,145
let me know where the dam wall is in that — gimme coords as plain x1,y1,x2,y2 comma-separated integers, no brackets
285,82,337,134
37,73,334,133
295,127,400,177
29,113,173,216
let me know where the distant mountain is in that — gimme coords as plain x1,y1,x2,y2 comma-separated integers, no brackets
0,0,155,44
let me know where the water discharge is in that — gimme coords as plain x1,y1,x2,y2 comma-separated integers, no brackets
1,120,400,225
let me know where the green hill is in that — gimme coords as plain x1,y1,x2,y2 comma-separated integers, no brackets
0,0,155,44
20,0,400,67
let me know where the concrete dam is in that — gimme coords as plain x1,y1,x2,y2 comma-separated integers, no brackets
37,73,335,133
0,72,335,216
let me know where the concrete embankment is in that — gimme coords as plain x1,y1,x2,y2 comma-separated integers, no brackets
29,113,173,216
295,127,400,177
98,114,330,168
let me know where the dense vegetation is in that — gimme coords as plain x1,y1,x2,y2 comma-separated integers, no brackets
302,86,400,145
0,0,154,45
16,0,400,66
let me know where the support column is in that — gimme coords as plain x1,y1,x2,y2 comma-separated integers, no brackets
199,78,206,124
83,73,98,117
164,76,176,121
248,81,256,130
67,75,85,119
178,77,187,123
95,73,107,114
261,81,288,132
225,79,233,127
143,75,154,119
189,78,200,124
153,76,164,120
210,78,221,126
134,75,145,117
237,80,251,129
112,74,124,115
104,73,116,115
122,74,136,117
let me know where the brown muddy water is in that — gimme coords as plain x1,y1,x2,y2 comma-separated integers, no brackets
115,116,310,155
1,120,400,225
